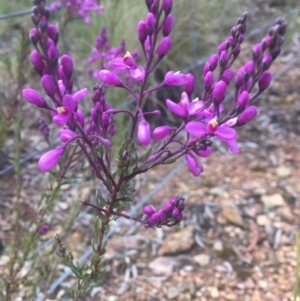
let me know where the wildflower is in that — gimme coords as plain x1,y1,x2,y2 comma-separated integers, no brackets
111,52,145,81
137,119,151,146
52,95,76,125
38,147,64,171
22,89,48,108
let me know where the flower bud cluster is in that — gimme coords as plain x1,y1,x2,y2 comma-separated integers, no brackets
87,84,116,141
138,0,173,61
88,28,141,87
143,195,185,227
50,0,103,24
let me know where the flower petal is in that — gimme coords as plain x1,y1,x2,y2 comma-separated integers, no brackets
111,57,127,69
130,66,145,81
215,127,236,141
63,94,76,113
166,99,186,117
72,88,88,102
187,100,204,115
227,138,239,153
185,122,207,137
53,114,70,126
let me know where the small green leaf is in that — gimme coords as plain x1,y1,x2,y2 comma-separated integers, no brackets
143,148,152,162
70,266,82,279
163,158,176,164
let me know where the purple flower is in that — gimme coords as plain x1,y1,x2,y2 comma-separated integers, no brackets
185,73,194,94
166,93,204,118
111,52,145,81
164,71,186,86
72,88,88,102
137,21,147,42
156,37,172,57
143,205,155,216
185,119,236,141
258,71,272,91
186,153,203,177
41,75,56,97
237,106,258,125
59,129,77,142
137,119,151,146
152,126,170,140
99,70,123,86
38,224,49,234
162,14,173,36
22,89,48,108
212,80,227,103
52,95,76,126
38,147,64,171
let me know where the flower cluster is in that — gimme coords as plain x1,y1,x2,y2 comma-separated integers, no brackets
50,0,103,24
87,28,141,86
23,0,286,235
24,0,115,174
148,14,287,177
143,196,185,227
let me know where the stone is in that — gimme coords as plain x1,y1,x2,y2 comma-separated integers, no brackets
194,254,210,266
166,286,180,299
222,202,243,226
261,194,285,209
258,280,268,290
149,256,178,275
280,206,294,222
159,226,194,255
213,240,224,252
275,166,291,178
209,287,219,298
256,215,271,226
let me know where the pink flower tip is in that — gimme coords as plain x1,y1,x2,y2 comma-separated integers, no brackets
237,106,258,125
164,71,186,86
212,80,227,103
258,71,272,91
38,148,64,171
22,89,47,108
143,205,155,216
137,119,151,146
99,70,123,87
152,126,170,140
157,36,172,57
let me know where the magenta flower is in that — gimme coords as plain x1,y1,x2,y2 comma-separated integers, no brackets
72,88,88,102
137,119,151,146
38,147,64,171
59,129,77,142
22,89,48,108
99,70,123,86
258,71,272,91
185,119,236,141
164,71,186,86
111,51,145,81
186,153,203,177
38,224,49,234
166,93,204,118
237,106,258,125
212,80,227,103
52,95,76,126
152,125,170,140
156,36,172,57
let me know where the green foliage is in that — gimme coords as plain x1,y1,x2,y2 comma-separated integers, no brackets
294,232,300,301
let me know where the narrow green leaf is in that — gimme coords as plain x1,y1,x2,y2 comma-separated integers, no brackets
163,158,176,164
142,148,152,162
